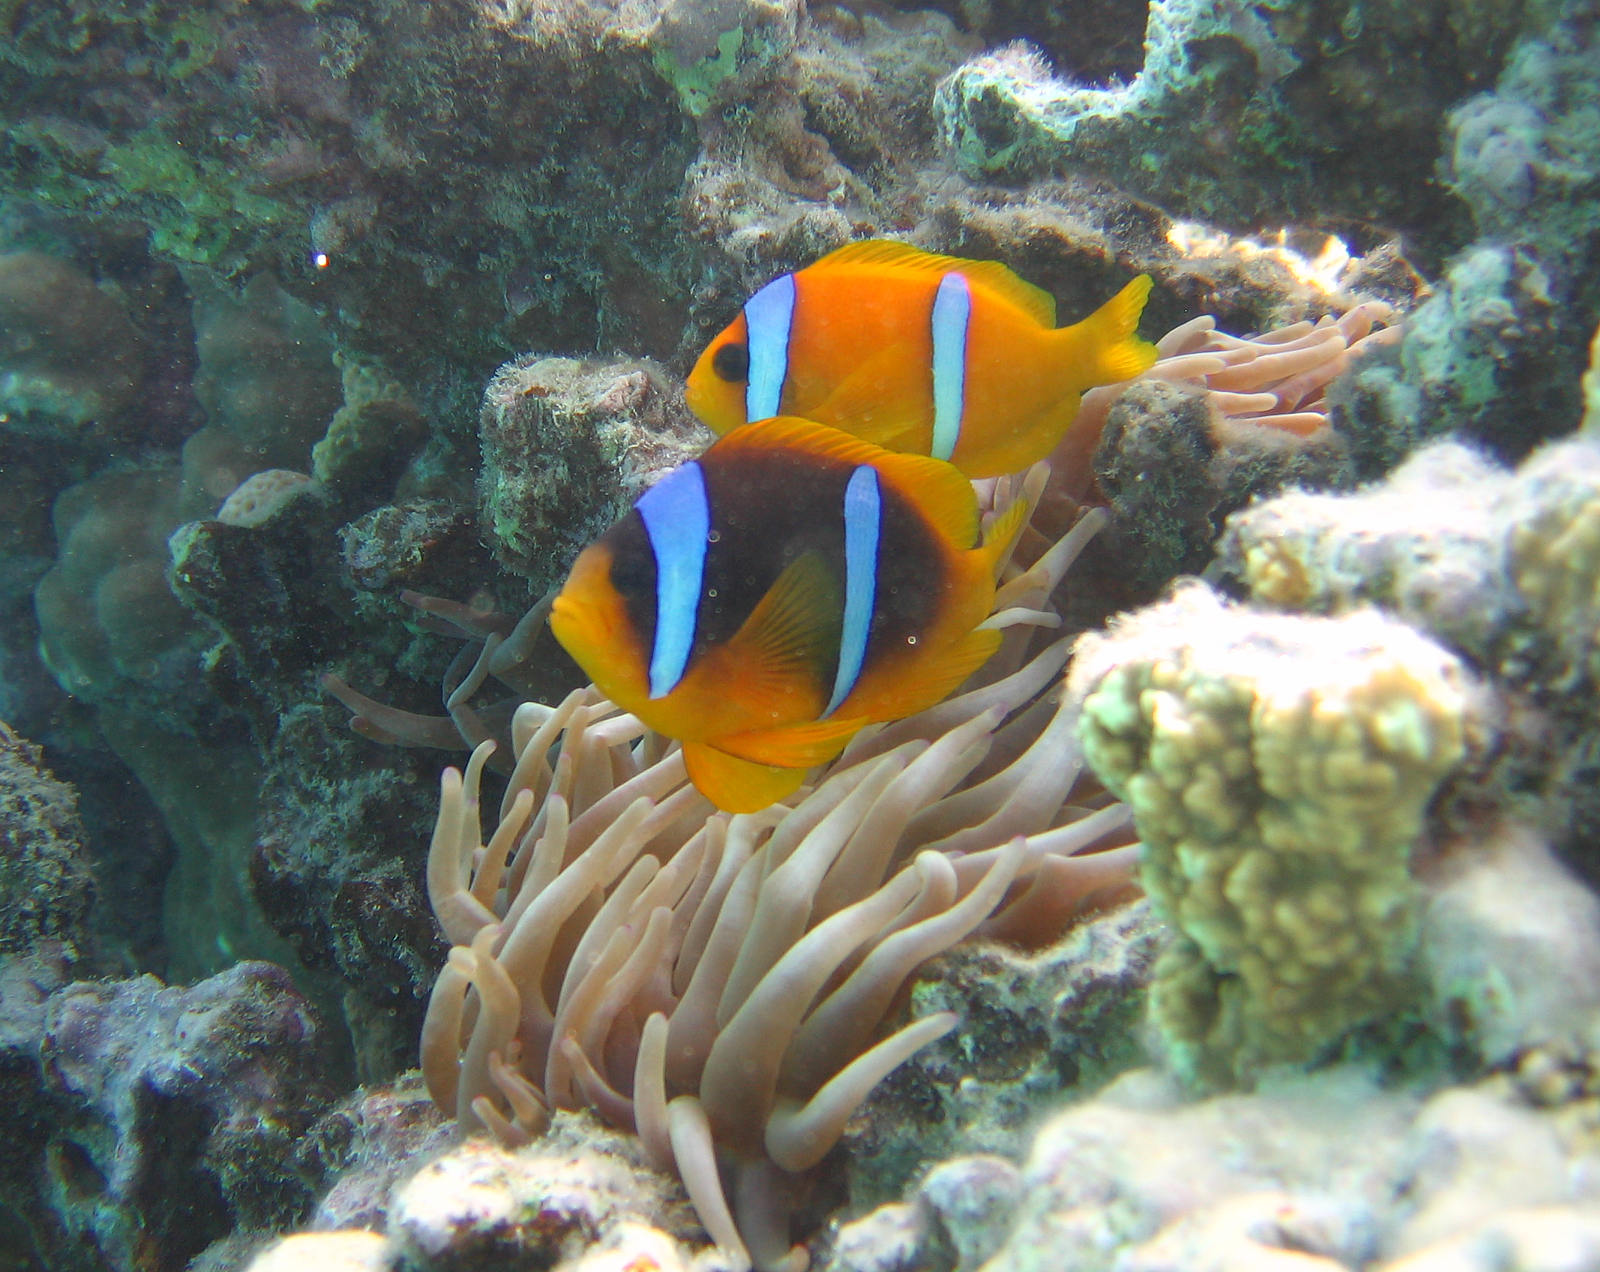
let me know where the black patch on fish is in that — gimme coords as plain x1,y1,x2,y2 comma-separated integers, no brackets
597,444,951,692
606,511,659,651
712,341,749,383
694,446,944,677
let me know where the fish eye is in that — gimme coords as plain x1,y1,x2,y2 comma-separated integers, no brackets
712,342,749,383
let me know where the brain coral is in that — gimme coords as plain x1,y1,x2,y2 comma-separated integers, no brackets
1071,583,1476,1087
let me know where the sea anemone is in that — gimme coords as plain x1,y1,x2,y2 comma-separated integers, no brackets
393,465,1140,1268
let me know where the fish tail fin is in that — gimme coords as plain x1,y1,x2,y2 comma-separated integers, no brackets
1059,274,1159,387
978,493,1031,579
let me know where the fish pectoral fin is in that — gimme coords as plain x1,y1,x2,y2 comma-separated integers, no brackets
811,348,929,447
850,627,1004,722
683,742,810,814
714,715,871,768
724,551,842,710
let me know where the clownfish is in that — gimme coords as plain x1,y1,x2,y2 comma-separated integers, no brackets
549,417,1027,813
685,240,1159,479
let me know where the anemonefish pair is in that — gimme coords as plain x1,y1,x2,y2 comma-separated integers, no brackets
550,417,1026,813
686,240,1159,479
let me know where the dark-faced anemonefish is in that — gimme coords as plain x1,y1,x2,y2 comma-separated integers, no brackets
684,240,1160,479
549,417,1027,813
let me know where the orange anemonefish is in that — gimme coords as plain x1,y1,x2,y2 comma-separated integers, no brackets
549,417,1027,813
685,240,1160,479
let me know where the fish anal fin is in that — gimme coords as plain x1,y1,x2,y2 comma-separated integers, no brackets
715,715,870,768
684,742,810,813
810,240,1057,327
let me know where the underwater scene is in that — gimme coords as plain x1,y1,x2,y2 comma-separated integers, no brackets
3,0,1600,1268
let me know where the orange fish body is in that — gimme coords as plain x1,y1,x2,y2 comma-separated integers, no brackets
549,417,1025,813
685,241,1158,479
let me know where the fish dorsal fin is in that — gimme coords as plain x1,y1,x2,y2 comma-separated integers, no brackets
711,416,983,550
723,548,842,705
684,742,809,813
872,450,982,549
709,416,897,468
808,240,1057,328
714,715,871,768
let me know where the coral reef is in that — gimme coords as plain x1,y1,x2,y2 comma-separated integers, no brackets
1,0,701,400
1072,584,1477,1086
1421,822,1600,1072
844,900,1160,1210
0,957,334,1272
4,0,1599,1269
477,354,707,590
0,723,96,960
932,0,1542,248
962,1065,1600,1272
1334,5,1600,467
1218,411,1600,884
1068,303,1397,601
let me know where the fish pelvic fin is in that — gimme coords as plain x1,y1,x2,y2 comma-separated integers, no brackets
683,742,810,813
1059,274,1159,389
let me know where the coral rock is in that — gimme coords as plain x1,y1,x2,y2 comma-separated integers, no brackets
26,962,333,1271
387,1119,692,1270
0,722,95,958
1072,584,1475,1085
477,354,706,589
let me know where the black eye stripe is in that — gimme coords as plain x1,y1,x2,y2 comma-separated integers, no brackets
712,342,750,383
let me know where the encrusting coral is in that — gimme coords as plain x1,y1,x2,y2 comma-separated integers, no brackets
1215,324,1600,693
411,467,1142,1270
1072,583,1477,1088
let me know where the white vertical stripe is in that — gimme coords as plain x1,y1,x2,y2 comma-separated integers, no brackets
743,273,796,421
930,271,971,461
825,465,881,718
636,462,710,699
